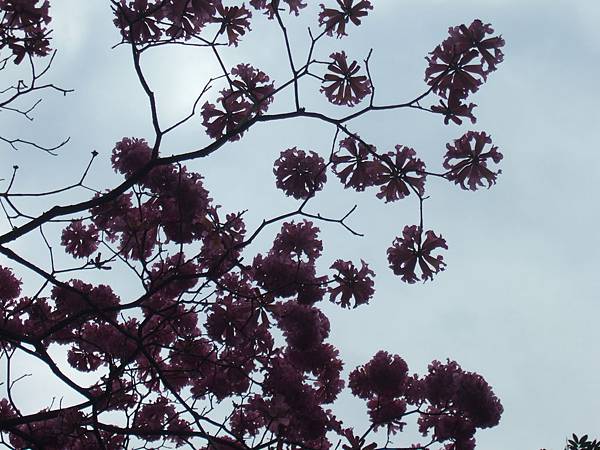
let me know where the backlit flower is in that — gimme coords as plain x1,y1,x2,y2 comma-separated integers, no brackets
215,4,252,46
387,225,447,283
329,259,374,308
273,147,327,199
332,136,382,191
443,131,502,190
319,0,373,38
375,146,425,202
321,51,370,106
61,220,100,258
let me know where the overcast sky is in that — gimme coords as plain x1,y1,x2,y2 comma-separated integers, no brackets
2,1,600,449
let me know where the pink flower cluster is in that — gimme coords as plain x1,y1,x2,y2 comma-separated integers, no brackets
252,246,326,305
61,220,99,258
202,64,275,141
331,136,380,191
375,146,426,202
0,0,51,64
417,360,504,449
426,19,505,125
332,137,427,204
250,0,307,18
329,259,375,308
0,265,21,301
444,131,503,191
113,0,251,45
319,0,373,38
387,225,448,283
273,147,327,199
349,354,503,444
321,51,371,107
113,0,313,44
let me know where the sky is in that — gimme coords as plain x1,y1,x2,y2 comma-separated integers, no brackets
1,1,600,449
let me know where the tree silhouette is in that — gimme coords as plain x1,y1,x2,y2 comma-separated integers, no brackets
0,1,506,449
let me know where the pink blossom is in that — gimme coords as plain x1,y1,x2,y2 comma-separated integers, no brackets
332,136,382,191
111,137,152,177
230,402,267,437
273,147,327,199
263,357,332,440
90,192,133,236
431,92,477,126
89,377,137,411
201,93,252,141
252,253,326,304
319,0,373,38
349,351,409,399
448,20,505,74
375,146,426,202
52,280,121,322
272,220,322,261
329,259,375,308
113,0,163,43
443,131,503,190
150,253,200,299
276,301,330,351
215,4,251,46
367,396,407,434
205,295,260,346
199,209,246,276
425,44,484,100
341,430,377,450
0,265,21,301
161,0,221,38
387,225,447,283
152,167,212,243
0,0,51,30
418,360,503,444
166,337,216,391
67,345,103,372
0,398,16,420
425,19,504,101
250,0,307,18
9,408,88,449
1,0,52,63
61,220,99,258
202,65,273,140
321,51,371,106
133,397,186,442
118,200,160,260
231,63,275,113
295,343,344,402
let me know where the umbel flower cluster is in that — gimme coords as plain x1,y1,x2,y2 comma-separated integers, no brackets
0,0,51,64
0,1,506,449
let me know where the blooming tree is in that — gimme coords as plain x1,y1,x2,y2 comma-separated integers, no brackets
0,1,506,449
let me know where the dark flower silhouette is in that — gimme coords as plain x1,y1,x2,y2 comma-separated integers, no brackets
319,0,373,38
273,147,327,199
201,92,252,141
444,131,503,190
321,51,371,106
387,225,447,283
250,0,307,18
431,93,477,125
332,136,382,191
0,265,21,301
329,259,375,308
375,146,426,203
215,4,252,46
61,220,99,258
